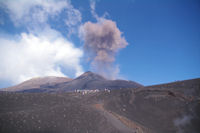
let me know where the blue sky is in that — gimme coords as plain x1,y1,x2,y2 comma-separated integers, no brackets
0,0,199,88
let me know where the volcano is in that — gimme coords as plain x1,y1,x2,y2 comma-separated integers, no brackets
0,73,199,133
2,71,143,92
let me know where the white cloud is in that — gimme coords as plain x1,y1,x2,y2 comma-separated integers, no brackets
90,0,98,20
0,0,84,86
89,0,109,22
65,4,82,36
0,0,82,32
65,4,82,27
0,0,66,25
0,28,83,84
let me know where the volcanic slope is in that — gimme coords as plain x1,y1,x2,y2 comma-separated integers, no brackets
2,76,72,92
3,71,143,92
0,78,199,133
56,71,143,91
103,78,200,133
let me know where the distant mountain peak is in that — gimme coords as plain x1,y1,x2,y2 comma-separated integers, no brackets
82,71,93,75
2,71,143,92
78,71,106,80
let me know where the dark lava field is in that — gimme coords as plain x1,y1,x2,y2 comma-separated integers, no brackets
0,78,200,133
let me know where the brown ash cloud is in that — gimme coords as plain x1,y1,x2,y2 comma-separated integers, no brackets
80,19,128,79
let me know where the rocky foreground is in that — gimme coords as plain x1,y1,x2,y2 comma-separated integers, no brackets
0,78,200,133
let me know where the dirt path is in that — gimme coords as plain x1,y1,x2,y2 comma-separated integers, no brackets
94,104,140,133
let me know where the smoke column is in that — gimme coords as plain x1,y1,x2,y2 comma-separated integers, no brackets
80,19,128,79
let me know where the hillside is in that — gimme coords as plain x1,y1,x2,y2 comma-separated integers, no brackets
0,78,199,133
2,71,143,92
2,76,72,92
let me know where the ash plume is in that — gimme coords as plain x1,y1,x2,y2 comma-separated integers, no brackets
80,19,128,79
